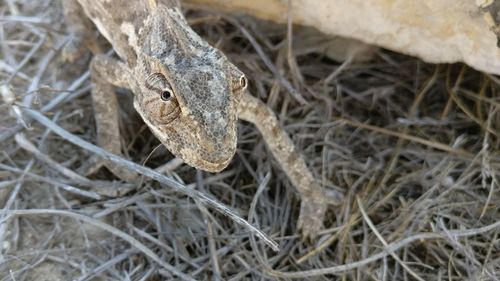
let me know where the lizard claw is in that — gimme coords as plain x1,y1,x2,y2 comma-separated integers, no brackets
297,196,327,241
297,188,345,241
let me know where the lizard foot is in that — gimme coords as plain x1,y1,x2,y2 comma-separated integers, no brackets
297,188,345,240
297,195,327,241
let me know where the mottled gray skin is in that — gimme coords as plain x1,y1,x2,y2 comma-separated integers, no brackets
75,0,246,172
65,0,344,240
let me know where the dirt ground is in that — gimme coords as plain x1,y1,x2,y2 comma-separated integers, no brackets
1,0,499,280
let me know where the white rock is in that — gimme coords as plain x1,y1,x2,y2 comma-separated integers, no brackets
187,0,500,75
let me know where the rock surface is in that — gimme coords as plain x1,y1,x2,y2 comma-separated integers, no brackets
186,0,500,75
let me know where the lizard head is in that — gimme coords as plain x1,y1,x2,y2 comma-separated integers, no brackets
131,6,247,172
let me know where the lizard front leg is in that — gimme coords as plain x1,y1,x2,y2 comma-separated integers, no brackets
83,55,137,182
238,92,343,239
63,1,135,182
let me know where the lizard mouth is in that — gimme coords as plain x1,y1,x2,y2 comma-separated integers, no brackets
162,105,182,124
197,153,234,173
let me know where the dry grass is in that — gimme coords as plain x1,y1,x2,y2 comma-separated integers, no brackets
1,0,500,280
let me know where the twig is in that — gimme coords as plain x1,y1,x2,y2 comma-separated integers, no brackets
23,107,279,252
266,218,500,278
225,17,307,105
2,209,195,281
356,196,426,281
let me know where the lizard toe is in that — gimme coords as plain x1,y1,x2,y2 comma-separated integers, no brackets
297,197,327,241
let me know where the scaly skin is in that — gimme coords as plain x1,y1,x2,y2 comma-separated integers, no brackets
63,0,344,239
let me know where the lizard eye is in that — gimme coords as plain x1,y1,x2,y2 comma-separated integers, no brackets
160,90,172,101
229,66,247,92
239,75,247,89
143,73,180,123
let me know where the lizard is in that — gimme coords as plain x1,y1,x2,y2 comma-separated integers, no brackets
62,0,343,239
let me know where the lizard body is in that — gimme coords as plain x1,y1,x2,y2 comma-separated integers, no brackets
64,0,343,239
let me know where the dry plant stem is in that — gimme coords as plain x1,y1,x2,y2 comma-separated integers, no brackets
197,201,222,280
74,249,138,281
0,163,102,199
131,226,200,267
356,196,425,281
248,172,273,269
2,209,195,281
227,17,307,105
3,1,499,279
238,92,343,238
0,71,90,143
339,118,473,158
23,36,63,107
23,107,279,252
375,69,438,211
447,65,499,137
14,133,92,185
195,170,222,279
0,161,32,250
266,219,500,279
5,35,45,84
13,133,134,198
